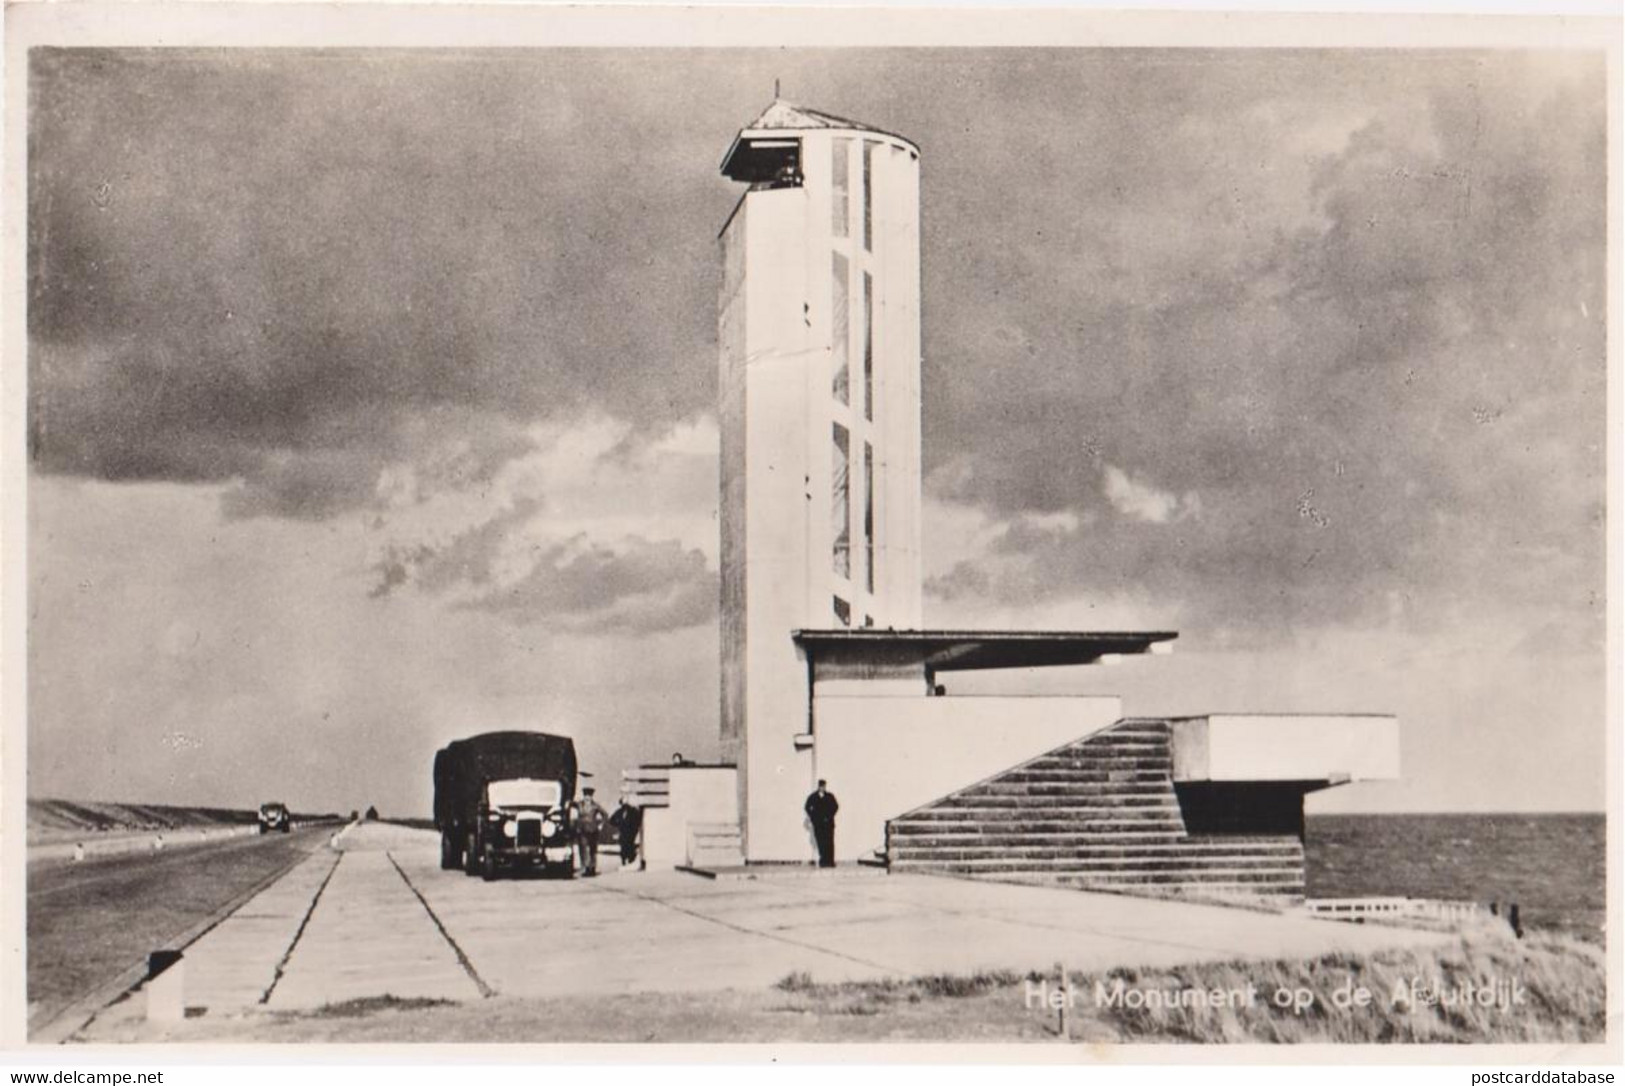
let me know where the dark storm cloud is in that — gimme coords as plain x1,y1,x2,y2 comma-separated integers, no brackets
28,49,729,516
27,48,1605,647
915,52,1605,640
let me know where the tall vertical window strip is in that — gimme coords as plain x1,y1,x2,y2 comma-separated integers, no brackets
862,272,873,422
862,141,876,251
832,139,851,239
832,253,850,405
864,442,875,595
832,424,851,578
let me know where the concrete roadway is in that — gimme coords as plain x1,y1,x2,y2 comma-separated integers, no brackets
77,822,1446,1039
28,825,334,1039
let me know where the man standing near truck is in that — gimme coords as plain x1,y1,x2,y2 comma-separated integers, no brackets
609,797,643,868
574,787,606,876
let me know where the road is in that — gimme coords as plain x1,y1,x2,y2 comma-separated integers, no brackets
67,822,1450,1042
27,825,334,1037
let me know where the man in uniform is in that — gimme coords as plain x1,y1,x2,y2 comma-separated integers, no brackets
575,786,605,876
609,797,643,868
804,779,839,868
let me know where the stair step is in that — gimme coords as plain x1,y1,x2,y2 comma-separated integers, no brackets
891,854,1303,871
1067,739,1169,749
891,831,1194,845
960,784,1175,799
894,807,1187,822
1028,753,1171,764
1060,873,1306,885
940,792,1178,806
889,840,1302,856
998,768,1170,779
906,865,1305,886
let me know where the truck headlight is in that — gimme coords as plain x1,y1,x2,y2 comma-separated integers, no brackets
503,820,518,838
541,820,556,839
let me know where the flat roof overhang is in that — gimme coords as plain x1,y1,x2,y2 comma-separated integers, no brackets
792,629,1177,673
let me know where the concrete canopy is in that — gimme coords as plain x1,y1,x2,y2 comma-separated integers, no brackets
792,629,1177,673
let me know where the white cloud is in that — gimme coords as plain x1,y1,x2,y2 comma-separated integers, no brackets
365,411,720,601
1101,464,1201,524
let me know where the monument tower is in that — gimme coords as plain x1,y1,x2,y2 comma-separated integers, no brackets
718,101,925,859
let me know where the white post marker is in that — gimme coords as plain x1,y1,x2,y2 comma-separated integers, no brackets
146,952,185,1025
1056,961,1070,1041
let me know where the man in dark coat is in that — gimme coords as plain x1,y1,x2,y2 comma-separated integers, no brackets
609,798,643,867
804,779,839,868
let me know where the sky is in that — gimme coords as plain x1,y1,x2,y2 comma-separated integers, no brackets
26,48,1607,817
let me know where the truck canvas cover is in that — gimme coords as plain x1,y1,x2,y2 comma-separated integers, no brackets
434,731,578,826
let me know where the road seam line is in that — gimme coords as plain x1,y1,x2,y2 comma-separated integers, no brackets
386,851,495,998
259,851,343,1005
586,879,901,976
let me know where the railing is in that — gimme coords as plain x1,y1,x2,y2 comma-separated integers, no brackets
622,766,671,809
1304,896,1482,923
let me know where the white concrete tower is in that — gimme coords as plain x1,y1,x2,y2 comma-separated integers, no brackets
718,101,923,861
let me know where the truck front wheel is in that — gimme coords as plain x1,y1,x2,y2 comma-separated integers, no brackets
481,847,497,882
463,833,481,877
440,832,460,870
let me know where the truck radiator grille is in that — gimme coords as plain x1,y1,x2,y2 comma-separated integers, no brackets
516,818,543,848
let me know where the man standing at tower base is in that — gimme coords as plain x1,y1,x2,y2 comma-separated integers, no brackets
805,780,840,868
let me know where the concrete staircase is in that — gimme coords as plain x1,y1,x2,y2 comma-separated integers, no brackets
687,822,745,868
885,718,1306,899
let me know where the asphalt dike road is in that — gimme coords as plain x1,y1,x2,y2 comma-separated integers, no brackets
28,825,335,1040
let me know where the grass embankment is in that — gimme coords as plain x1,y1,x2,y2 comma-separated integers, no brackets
28,799,343,844
140,930,1604,1044
28,799,260,843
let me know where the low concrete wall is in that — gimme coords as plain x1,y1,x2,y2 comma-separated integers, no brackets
28,823,278,863
813,695,1123,859
1172,714,1400,783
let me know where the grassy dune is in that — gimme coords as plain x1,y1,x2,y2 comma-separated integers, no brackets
1066,930,1605,1043
120,929,1605,1044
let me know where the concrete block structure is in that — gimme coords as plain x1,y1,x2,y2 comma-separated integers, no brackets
707,100,1400,893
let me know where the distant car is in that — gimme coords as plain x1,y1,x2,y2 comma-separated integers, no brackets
258,802,291,834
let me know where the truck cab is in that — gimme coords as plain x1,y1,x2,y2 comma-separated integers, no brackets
470,777,576,880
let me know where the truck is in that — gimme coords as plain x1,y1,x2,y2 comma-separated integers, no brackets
433,731,579,881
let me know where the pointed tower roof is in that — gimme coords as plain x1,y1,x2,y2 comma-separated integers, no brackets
744,99,871,132
721,99,917,180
